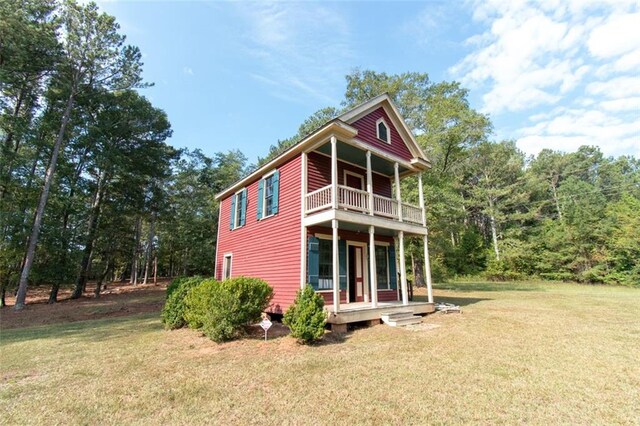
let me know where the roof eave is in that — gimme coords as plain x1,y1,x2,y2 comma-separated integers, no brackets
214,120,358,200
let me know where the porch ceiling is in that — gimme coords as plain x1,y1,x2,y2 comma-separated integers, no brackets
315,141,410,176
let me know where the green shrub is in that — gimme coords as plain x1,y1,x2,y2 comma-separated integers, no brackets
183,279,219,329
283,285,327,344
183,276,274,343
161,276,205,329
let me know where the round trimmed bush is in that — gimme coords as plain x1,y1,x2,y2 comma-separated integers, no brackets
183,276,274,342
161,276,206,329
283,284,327,344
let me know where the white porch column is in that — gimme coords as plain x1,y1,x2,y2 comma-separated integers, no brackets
423,235,434,303
331,136,338,209
418,173,433,302
300,152,308,289
369,225,378,308
418,173,426,227
332,219,340,313
399,231,409,306
366,151,374,216
394,162,403,222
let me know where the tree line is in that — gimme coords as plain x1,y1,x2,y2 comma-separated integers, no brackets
2,1,638,311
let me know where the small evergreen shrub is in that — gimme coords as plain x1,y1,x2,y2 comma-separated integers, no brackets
161,276,205,329
183,276,274,343
283,285,327,344
183,279,220,329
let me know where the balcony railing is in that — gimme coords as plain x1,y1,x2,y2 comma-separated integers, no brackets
305,184,424,226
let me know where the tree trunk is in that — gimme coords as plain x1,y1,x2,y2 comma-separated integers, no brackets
72,169,107,299
14,90,76,310
489,213,500,261
412,253,425,287
94,260,110,298
143,216,155,284
131,217,141,285
48,283,60,304
551,179,563,220
153,254,158,284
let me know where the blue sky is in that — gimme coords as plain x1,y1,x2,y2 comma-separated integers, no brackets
94,0,639,164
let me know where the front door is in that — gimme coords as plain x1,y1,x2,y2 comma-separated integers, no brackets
348,245,366,303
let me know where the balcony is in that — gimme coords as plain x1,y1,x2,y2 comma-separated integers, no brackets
305,184,424,226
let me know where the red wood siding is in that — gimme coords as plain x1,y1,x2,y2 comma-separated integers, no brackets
307,152,392,197
350,107,413,162
216,156,302,314
308,227,398,303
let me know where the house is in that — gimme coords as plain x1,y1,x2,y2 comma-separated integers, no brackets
214,94,435,331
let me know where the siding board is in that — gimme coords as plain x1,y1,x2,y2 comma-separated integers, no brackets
350,107,413,161
216,156,302,313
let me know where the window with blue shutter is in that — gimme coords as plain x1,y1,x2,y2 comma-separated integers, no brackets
307,236,320,289
230,188,247,230
258,170,279,220
257,180,264,220
388,245,397,290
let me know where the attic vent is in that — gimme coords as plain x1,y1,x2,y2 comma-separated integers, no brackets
376,118,389,143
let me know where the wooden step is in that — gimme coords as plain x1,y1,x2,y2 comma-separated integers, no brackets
381,312,422,327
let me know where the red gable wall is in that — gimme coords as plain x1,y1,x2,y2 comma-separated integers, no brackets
216,156,302,313
306,152,392,196
350,107,413,162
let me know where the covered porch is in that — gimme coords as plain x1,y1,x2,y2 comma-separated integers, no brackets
299,134,435,323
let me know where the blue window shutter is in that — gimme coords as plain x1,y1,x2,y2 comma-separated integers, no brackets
388,245,397,290
308,236,320,289
229,194,236,230
257,180,264,220
339,239,347,290
272,170,280,215
240,189,247,226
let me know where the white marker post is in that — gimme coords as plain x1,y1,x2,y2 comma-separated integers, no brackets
260,318,272,341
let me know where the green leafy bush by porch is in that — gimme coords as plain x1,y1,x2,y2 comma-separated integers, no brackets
283,285,327,344
184,276,274,343
161,276,206,329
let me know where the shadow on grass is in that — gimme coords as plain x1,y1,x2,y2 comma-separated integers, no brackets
0,313,162,346
433,281,545,292
413,294,490,307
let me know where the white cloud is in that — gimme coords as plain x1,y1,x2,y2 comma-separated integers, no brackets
183,67,194,76
587,12,640,58
235,2,352,105
449,0,640,158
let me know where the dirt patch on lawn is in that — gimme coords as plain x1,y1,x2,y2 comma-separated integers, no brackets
0,280,169,330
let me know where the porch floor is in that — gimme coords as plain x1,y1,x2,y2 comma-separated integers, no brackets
326,301,435,324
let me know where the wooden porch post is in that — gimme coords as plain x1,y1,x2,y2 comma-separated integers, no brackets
366,151,374,216
332,219,340,313
418,173,433,302
399,231,409,306
394,162,403,222
300,152,308,289
423,235,433,303
331,136,338,209
369,225,378,309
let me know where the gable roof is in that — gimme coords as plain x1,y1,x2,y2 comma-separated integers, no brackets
215,94,430,200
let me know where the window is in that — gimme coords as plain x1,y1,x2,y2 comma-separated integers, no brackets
257,170,280,220
375,245,389,289
222,254,232,280
318,239,333,290
230,188,247,230
376,118,390,143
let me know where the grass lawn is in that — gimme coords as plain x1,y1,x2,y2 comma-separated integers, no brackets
1,281,639,424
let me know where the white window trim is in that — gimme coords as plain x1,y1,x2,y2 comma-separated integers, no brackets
376,118,391,144
222,253,233,280
343,170,365,190
259,170,277,221
232,188,247,230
